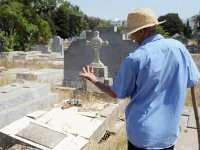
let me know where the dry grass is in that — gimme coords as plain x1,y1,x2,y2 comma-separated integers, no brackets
87,127,127,150
0,58,63,70
53,87,117,105
0,75,16,86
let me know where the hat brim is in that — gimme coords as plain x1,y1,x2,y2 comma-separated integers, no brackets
127,20,166,36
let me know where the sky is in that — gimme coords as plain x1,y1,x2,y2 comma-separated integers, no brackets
67,0,200,21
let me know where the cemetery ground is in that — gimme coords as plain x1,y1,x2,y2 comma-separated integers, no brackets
0,41,199,149
0,51,129,150
0,58,198,150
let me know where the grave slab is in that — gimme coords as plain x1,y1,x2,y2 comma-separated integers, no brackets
16,122,66,149
0,81,57,129
0,102,120,150
16,69,63,84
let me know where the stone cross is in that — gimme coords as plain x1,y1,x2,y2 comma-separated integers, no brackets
87,31,109,66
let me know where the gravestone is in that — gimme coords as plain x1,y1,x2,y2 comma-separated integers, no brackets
84,31,111,92
52,36,64,55
79,31,87,40
63,27,136,88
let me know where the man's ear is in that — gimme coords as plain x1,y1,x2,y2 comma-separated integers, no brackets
138,29,145,37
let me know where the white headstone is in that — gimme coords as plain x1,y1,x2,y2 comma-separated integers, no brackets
79,31,86,40
52,36,64,55
114,26,118,32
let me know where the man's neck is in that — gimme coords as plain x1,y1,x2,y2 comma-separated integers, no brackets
139,32,156,45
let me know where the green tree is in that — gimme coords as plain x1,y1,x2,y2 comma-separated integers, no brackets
52,2,87,38
158,13,184,36
20,0,64,35
86,16,112,30
156,26,169,37
0,31,16,52
183,19,192,39
192,11,200,31
0,0,52,51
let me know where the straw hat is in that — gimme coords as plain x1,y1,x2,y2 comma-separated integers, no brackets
127,8,165,36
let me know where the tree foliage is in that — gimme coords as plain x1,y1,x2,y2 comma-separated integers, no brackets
183,19,192,38
86,17,112,30
52,2,87,38
0,0,112,51
51,2,111,38
0,0,52,51
156,26,169,37
0,31,16,52
158,13,184,36
192,11,200,32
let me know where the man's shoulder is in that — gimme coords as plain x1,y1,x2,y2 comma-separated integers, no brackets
128,46,146,59
128,48,147,62
143,37,187,52
164,38,185,47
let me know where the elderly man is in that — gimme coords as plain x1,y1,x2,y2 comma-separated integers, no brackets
80,8,200,150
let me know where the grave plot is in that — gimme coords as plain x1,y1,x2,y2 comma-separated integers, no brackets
0,68,18,86
16,69,63,85
0,101,122,150
0,51,64,69
0,81,57,129
0,68,30,82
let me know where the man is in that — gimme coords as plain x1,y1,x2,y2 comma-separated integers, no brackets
80,8,200,150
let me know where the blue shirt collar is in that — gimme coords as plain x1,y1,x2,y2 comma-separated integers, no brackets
141,34,164,46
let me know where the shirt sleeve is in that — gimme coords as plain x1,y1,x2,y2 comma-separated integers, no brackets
186,52,200,88
111,57,138,99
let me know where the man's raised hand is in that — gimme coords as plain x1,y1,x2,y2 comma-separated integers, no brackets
79,65,97,83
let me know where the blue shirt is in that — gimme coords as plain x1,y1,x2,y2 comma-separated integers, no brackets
112,34,200,149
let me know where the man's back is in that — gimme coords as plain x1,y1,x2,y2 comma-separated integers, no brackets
112,34,200,149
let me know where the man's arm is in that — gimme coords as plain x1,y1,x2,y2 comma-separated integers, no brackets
79,65,117,98
94,81,117,98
